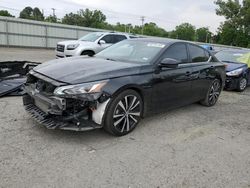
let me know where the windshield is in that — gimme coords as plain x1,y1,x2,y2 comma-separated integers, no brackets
215,50,250,65
95,40,165,64
78,33,103,42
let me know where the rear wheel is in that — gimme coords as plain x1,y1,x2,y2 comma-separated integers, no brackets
104,90,143,136
200,79,222,107
81,51,95,56
237,77,247,92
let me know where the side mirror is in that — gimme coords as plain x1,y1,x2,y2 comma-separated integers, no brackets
159,58,180,69
99,40,106,45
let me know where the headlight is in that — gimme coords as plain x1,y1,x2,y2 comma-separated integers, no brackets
54,80,108,96
67,44,80,50
226,68,243,76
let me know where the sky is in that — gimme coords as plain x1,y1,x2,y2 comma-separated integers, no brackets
0,0,225,33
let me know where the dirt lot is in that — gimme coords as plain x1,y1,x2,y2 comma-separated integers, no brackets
0,47,55,62
0,48,250,188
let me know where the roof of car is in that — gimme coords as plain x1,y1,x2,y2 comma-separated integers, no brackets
129,37,193,45
219,49,250,53
95,31,133,35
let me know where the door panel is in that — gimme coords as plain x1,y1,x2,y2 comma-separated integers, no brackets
151,43,193,113
152,64,193,113
187,44,215,101
189,63,215,101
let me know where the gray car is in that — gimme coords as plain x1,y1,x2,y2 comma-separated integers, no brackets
56,32,138,58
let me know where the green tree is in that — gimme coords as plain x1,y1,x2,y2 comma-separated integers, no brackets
113,22,127,32
217,21,237,45
0,10,14,17
196,27,212,42
33,7,44,21
19,6,33,19
215,0,250,47
143,22,168,37
168,31,177,39
172,23,196,41
62,8,107,29
132,25,142,34
216,21,249,47
215,0,241,21
79,9,106,28
19,7,44,21
62,13,83,25
45,15,57,23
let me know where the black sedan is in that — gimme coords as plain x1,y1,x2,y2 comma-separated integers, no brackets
23,39,226,136
215,49,250,92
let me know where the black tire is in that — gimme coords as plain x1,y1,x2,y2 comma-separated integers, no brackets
104,90,143,136
81,51,95,56
236,77,247,92
200,79,222,107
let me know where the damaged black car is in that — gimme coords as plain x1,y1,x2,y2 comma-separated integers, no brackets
23,39,226,136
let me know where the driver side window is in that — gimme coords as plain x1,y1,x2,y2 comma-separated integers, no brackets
100,35,114,44
162,43,188,63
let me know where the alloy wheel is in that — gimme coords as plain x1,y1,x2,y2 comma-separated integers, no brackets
208,80,221,105
239,78,247,91
113,95,141,133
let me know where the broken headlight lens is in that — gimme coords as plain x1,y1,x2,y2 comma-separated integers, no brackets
54,80,108,96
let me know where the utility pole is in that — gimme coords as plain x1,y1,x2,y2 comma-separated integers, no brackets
128,24,131,33
140,16,145,35
51,8,56,17
206,26,210,43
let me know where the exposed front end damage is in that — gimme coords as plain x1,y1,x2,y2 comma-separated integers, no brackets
23,71,111,131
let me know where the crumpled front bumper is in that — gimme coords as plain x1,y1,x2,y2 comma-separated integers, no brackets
224,76,240,90
23,93,103,132
24,102,101,131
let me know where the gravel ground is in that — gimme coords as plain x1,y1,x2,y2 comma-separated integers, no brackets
0,48,250,188
0,47,55,62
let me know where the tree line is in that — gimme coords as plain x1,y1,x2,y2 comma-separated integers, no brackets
0,0,249,48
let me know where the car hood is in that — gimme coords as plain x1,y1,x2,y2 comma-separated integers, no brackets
33,57,142,84
223,61,248,72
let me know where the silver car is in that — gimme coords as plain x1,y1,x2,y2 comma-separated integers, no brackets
56,32,137,58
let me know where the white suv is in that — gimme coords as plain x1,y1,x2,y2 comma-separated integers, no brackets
56,32,137,58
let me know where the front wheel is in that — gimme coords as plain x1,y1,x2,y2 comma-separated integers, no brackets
104,90,143,136
200,79,222,107
237,77,247,92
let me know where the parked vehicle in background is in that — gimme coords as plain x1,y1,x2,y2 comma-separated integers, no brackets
56,32,138,58
24,39,225,136
215,49,250,92
200,44,216,54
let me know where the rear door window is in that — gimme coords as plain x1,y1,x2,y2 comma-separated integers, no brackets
188,44,209,62
100,35,114,44
113,35,127,43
